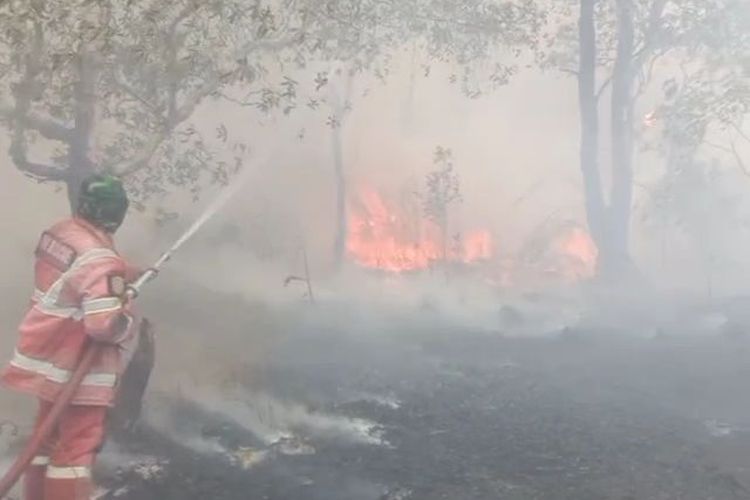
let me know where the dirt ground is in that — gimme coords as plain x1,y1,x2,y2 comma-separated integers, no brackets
87,289,750,500
4,275,750,500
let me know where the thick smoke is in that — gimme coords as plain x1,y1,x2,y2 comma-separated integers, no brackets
1,19,750,498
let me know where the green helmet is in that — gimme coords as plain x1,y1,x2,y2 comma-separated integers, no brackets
76,174,130,233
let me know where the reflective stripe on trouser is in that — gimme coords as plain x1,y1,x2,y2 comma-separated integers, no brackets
24,405,51,500
43,475,92,500
31,400,106,500
45,466,91,479
31,456,50,466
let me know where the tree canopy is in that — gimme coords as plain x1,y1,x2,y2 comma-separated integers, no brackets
0,0,540,210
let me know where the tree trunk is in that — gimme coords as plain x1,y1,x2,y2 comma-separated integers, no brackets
66,53,98,212
332,120,347,269
440,213,448,263
577,0,606,258
401,41,418,132
331,71,354,270
605,0,636,276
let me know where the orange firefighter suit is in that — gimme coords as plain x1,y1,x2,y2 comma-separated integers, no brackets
1,217,140,500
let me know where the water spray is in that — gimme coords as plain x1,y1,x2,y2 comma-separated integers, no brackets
128,165,256,296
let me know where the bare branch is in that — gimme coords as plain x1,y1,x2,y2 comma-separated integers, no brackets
113,71,160,114
7,18,69,183
9,138,67,181
215,90,263,107
633,0,668,69
165,1,203,123
636,48,667,97
22,112,73,142
729,121,750,145
172,0,203,30
615,0,669,103
173,79,222,124
115,2,220,178
596,76,612,100
114,128,169,177
729,140,750,177
703,140,733,155
705,138,750,178
13,158,67,182
115,74,227,177
0,105,73,142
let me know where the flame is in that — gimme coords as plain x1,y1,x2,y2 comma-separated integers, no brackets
462,229,492,262
347,188,493,272
553,227,598,280
346,186,597,283
347,188,440,272
643,110,658,127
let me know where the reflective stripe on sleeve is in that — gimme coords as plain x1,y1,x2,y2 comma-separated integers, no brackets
82,297,122,315
32,248,119,316
32,302,82,320
9,350,116,387
31,294,121,319
31,456,50,466
46,465,91,479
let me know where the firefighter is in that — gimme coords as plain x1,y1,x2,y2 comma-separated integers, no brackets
1,174,141,500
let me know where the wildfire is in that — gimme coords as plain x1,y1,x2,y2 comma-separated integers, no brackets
461,230,492,263
552,227,598,280
347,188,492,272
346,186,597,282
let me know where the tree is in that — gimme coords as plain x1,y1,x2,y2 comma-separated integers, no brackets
658,0,750,166
327,66,355,269
421,146,462,262
0,0,336,433
533,0,748,278
300,1,542,268
0,0,547,431
0,0,311,209
638,0,750,290
540,0,669,276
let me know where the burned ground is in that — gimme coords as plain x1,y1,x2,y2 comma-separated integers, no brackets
94,292,750,500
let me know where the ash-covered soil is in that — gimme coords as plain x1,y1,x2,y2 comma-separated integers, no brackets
96,306,750,500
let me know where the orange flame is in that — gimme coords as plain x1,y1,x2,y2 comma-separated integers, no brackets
553,227,598,280
347,188,493,272
462,229,493,262
643,110,658,128
347,186,598,283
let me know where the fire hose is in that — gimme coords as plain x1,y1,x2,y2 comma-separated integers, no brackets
0,168,254,498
